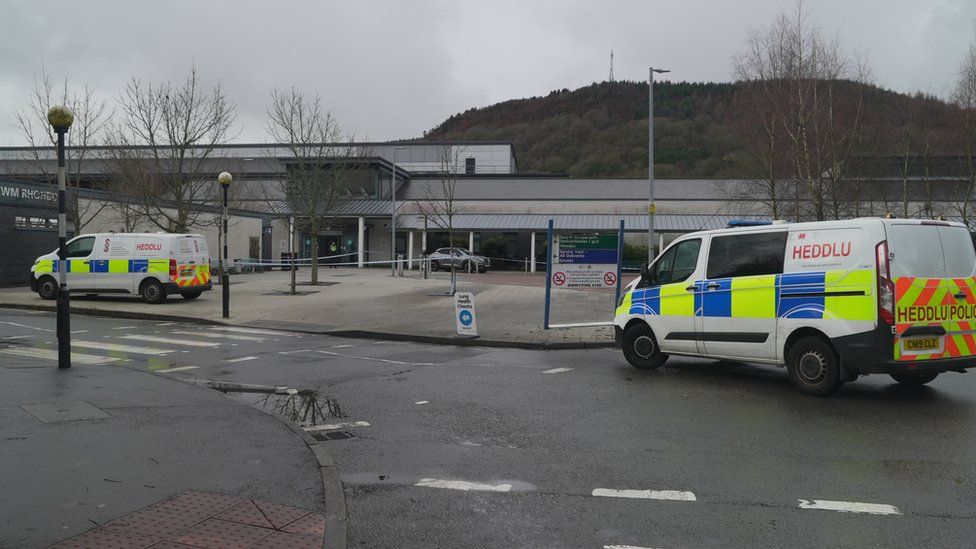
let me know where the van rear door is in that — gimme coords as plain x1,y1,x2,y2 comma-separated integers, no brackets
173,235,210,289
889,222,976,362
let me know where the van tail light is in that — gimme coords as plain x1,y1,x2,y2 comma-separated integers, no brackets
169,259,178,279
876,240,895,325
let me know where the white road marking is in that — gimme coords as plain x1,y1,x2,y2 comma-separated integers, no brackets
172,330,265,342
543,367,573,374
0,347,120,364
415,401,429,405
72,340,173,356
332,344,355,349
111,326,137,330
0,321,52,333
797,499,901,515
604,545,660,549
1,335,31,340
414,478,512,492
118,335,219,348
316,350,435,367
303,421,370,432
278,349,311,355
592,488,696,502
226,356,259,363
154,366,199,373
70,330,89,334
211,326,298,337
156,322,177,326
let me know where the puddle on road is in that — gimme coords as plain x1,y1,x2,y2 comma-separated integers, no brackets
209,383,346,427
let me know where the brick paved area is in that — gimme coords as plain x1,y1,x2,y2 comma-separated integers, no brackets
51,491,326,549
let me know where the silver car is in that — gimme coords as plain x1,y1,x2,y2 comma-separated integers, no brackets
427,247,490,273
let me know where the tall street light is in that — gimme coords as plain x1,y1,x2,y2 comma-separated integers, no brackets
390,145,408,276
648,67,670,264
48,105,74,369
218,171,232,318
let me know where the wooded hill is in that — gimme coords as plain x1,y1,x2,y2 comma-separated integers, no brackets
421,80,963,178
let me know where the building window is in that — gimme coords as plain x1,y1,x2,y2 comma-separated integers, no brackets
465,157,476,175
15,216,58,230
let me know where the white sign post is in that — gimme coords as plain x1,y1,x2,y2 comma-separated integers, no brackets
455,291,478,338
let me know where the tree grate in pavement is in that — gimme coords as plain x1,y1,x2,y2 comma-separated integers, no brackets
50,490,325,549
310,430,356,441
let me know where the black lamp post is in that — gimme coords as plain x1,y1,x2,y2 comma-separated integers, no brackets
48,105,74,369
218,171,232,318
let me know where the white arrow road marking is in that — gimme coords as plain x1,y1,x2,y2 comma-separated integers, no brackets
211,326,299,336
543,367,573,374
72,340,173,356
118,335,220,348
797,499,901,515
304,421,370,432
414,478,513,492
172,330,265,342
0,347,120,364
226,356,259,363
153,366,199,373
592,488,696,501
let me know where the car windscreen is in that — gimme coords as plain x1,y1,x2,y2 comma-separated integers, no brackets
889,224,976,279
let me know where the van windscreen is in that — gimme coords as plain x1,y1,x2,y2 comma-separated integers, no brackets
889,224,976,279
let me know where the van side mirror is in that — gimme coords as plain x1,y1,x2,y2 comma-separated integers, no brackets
640,263,651,285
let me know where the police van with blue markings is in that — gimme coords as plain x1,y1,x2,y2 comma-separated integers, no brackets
30,232,212,304
614,218,976,396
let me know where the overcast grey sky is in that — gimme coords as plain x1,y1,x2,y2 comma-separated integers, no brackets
0,0,973,146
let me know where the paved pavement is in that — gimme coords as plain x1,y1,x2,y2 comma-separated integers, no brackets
4,308,975,548
0,268,616,348
0,309,328,548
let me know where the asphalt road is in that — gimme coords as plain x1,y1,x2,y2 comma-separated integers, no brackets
2,308,975,548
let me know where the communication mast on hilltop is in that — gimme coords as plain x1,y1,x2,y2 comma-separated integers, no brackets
609,50,615,82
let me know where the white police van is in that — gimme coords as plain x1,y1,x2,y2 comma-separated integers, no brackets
30,233,212,304
614,218,976,396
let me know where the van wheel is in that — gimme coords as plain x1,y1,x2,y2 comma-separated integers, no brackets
140,279,167,304
890,372,939,386
37,276,58,300
182,291,202,300
430,261,440,272
622,323,668,370
787,336,844,396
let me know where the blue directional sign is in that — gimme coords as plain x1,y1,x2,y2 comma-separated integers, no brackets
459,309,473,326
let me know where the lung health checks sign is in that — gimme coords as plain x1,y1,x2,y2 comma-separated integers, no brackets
552,234,619,289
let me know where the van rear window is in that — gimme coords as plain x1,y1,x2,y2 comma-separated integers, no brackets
889,224,976,279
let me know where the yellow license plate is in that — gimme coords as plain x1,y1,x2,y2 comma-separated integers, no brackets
903,337,940,352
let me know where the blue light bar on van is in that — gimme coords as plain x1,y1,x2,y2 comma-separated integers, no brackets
727,220,773,228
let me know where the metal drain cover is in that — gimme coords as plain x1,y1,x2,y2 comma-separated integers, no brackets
310,430,356,441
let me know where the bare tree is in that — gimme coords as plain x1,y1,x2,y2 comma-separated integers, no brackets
266,87,365,290
732,0,869,221
952,29,976,226
12,67,113,233
103,67,236,233
415,145,466,294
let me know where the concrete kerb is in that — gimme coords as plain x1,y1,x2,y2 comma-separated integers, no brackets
0,302,614,350
176,378,347,549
